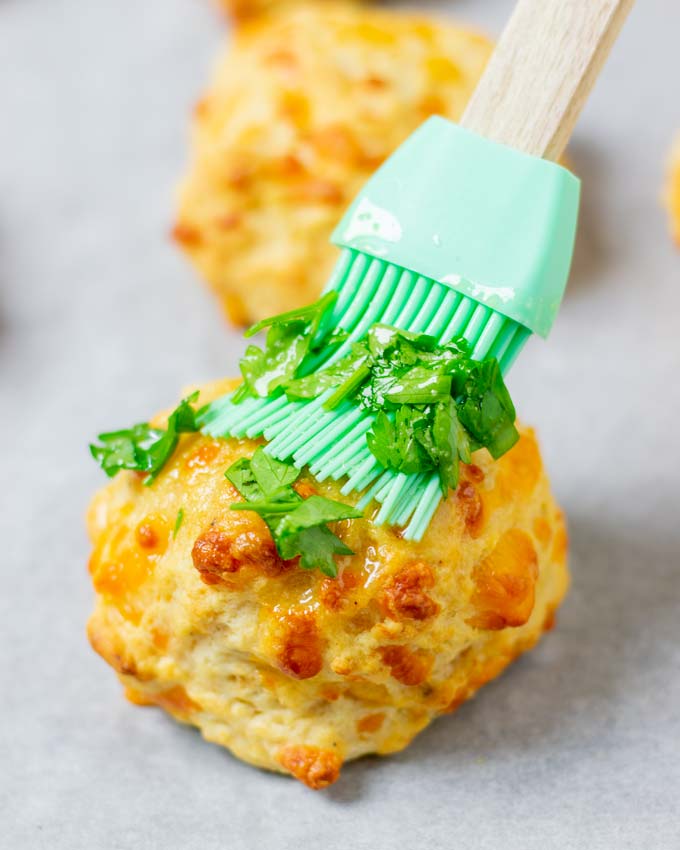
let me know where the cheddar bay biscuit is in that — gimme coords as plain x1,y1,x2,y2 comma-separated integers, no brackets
175,3,492,324
87,379,569,789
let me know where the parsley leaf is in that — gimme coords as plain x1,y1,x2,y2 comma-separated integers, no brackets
367,407,429,475
366,400,469,493
431,398,471,492
358,328,516,491
244,292,338,340
285,343,370,404
250,449,300,493
90,392,200,485
456,359,519,459
275,494,362,531
282,525,354,575
368,324,438,360
226,448,361,577
173,508,185,538
238,322,311,399
202,306,520,506
234,292,339,401
143,392,201,483
90,423,162,478
225,457,266,502
381,369,452,406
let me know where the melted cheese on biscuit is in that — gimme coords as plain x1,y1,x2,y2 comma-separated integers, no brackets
87,379,569,787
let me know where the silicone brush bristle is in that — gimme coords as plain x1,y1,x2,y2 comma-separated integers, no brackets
201,248,530,540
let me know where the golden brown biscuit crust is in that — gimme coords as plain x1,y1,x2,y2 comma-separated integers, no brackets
175,3,492,324
87,379,569,788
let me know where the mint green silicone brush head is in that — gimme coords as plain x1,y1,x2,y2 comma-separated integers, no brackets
201,0,634,541
201,119,578,539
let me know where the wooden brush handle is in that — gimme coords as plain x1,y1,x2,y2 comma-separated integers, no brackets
461,0,635,161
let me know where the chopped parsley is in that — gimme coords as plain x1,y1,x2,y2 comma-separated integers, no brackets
367,398,470,494
89,293,519,553
238,318,519,494
173,508,185,538
233,292,343,402
90,392,201,485
226,448,361,577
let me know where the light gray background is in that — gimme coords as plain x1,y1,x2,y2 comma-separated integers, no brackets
1,0,679,847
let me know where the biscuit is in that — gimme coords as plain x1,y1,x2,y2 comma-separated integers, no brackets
87,379,569,788
174,3,492,324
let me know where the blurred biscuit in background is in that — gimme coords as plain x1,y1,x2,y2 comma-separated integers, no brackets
221,0,274,19
219,0,323,19
667,136,680,246
175,2,492,325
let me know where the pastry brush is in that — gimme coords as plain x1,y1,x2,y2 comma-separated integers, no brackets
201,0,634,539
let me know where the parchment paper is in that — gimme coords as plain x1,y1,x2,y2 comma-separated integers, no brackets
1,0,678,846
